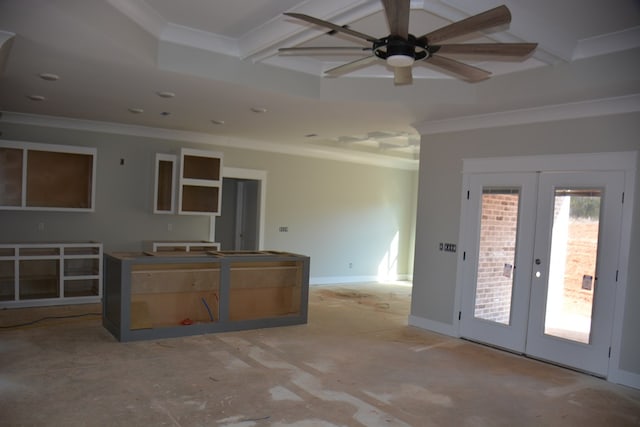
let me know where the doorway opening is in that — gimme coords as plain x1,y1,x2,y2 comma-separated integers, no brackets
213,167,266,251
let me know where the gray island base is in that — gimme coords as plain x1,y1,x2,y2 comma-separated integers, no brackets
103,250,309,342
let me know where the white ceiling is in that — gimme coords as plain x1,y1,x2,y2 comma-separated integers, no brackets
0,0,639,169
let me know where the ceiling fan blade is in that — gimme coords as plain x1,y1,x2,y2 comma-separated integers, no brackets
325,55,379,77
279,46,372,54
434,43,537,58
381,0,410,39
426,55,491,82
284,12,379,43
419,5,511,45
394,66,413,85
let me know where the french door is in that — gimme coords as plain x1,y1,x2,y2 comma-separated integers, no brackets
459,169,624,376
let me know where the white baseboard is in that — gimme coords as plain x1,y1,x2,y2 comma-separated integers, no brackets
309,274,411,285
608,368,640,390
408,315,459,337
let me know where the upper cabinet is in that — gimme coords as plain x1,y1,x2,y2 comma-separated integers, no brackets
0,141,96,211
153,148,223,215
153,153,177,214
179,148,223,215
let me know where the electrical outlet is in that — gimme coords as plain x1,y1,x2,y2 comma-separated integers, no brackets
348,262,353,269
279,226,288,232
37,222,44,231
167,223,173,232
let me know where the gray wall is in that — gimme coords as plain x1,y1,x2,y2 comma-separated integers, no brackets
411,112,640,376
0,122,417,282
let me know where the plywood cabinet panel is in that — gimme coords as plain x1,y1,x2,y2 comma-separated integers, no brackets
26,150,93,208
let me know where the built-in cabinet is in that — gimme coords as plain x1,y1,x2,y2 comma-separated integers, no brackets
153,148,223,216
0,140,96,211
0,242,103,308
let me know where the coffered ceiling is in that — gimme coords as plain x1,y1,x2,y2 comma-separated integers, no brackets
1,0,639,169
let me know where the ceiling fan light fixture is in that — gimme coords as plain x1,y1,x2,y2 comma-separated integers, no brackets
386,54,414,67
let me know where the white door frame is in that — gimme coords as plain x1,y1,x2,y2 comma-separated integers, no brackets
454,151,636,383
210,167,267,249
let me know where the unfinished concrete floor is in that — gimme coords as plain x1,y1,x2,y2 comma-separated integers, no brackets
1,283,639,426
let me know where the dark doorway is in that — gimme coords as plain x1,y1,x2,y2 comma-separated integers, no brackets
215,177,260,250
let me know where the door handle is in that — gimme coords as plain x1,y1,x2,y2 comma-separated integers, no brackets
534,258,542,278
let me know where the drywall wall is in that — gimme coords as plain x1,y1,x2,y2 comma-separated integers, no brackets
410,111,640,377
0,121,417,283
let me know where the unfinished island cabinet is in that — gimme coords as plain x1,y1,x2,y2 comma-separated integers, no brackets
102,251,309,342
0,242,103,308
0,140,96,211
178,148,223,215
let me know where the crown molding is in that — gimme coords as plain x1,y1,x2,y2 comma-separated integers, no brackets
0,112,417,171
413,94,640,135
573,26,640,60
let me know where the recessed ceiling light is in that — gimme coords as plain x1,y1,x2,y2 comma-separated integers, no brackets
250,106,267,113
38,73,59,81
305,133,318,138
211,119,225,125
156,91,175,98
128,107,144,114
26,95,45,101
160,111,171,116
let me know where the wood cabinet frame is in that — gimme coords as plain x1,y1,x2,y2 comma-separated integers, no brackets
153,153,177,214
0,140,96,211
0,242,103,308
178,148,223,215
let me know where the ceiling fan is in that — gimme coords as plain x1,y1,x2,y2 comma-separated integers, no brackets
279,1,537,85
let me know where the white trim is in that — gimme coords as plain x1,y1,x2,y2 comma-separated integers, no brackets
310,275,378,285
414,94,640,135
222,167,268,250
0,112,417,171
573,26,640,60
462,151,637,174
408,315,459,337
608,162,637,390
161,23,239,57
309,274,411,285
607,368,640,390
105,0,166,38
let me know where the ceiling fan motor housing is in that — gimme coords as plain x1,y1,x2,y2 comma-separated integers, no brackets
374,35,428,66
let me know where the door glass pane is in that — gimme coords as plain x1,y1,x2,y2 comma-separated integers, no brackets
474,189,520,325
544,189,601,344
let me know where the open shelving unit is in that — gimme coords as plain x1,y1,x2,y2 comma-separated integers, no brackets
0,242,103,308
